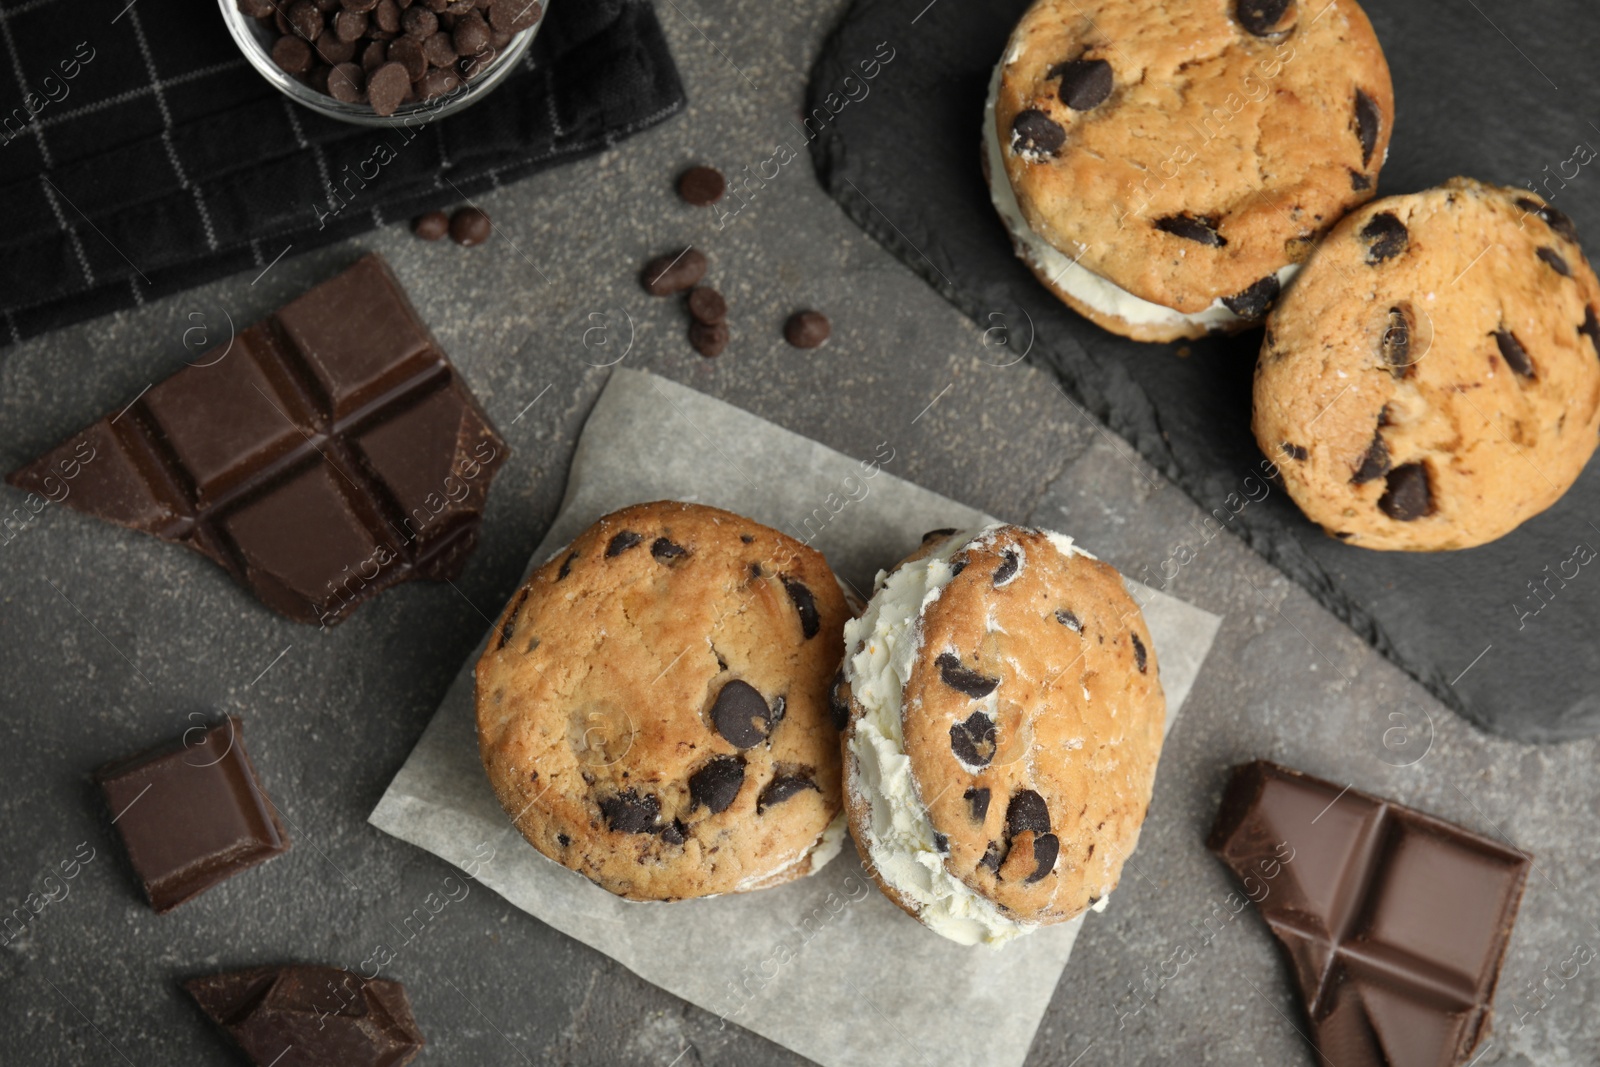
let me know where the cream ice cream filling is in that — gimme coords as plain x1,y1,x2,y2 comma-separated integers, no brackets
843,525,1107,946
984,62,1298,331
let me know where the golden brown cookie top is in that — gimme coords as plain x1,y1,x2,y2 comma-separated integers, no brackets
1254,178,1600,551
475,501,848,900
996,0,1393,314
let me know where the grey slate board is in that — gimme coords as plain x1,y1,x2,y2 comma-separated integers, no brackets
805,0,1600,741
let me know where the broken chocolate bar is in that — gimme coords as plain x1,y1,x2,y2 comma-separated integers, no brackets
97,717,289,913
1209,760,1530,1067
7,254,507,626
187,964,425,1066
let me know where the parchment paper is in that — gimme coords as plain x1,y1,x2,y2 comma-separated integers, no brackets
369,369,1222,1067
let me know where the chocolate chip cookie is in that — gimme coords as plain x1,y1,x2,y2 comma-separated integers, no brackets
986,0,1393,341
838,525,1167,944
476,502,850,900
1255,178,1600,551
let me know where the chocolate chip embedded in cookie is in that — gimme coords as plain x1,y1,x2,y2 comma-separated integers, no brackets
1254,177,1600,551
475,501,850,900
839,525,1166,944
984,0,1394,342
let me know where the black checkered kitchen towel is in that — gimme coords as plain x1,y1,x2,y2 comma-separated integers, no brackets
0,0,684,346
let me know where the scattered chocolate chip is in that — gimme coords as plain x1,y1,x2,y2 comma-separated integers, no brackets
373,0,400,32
1026,833,1060,883
1538,247,1572,277
327,61,365,101
949,710,998,768
1381,306,1412,375
1354,89,1381,166
1517,198,1579,243
449,206,491,246
933,831,949,853
599,790,660,833
678,165,726,206
412,210,449,240
557,552,577,580
1281,442,1308,461
452,12,491,56
784,310,831,349
1222,274,1281,319
1156,214,1226,247
965,787,991,822
992,549,1019,586
935,652,999,698
271,34,315,74
557,833,570,847
288,0,324,39
1494,329,1536,379
334,7,369,39
650,537,687,563
828,669,850,731
488,0,540,33
1360,212,1408,263
710,680,775,748
689,757,744,814
1050,58,1113,110
757,774,820,812
365,60,409,115
1581,306,1600,355
642,248,708,296
1352,430,1391,484
1006,790,1051,836
606,530,642,557
1234,0,1294,36
659,820,687,845
922,528,958,543
421,29,457,68
385,35,425,79
400,3,436,36
689,320,730,358
1010,109,1066,157
1378,463,1433,521
1350,169,1373,191
1130,633,1148,674
978,842,1003,872
783,578,821,639
1055,607,1083,631
688,287,727,325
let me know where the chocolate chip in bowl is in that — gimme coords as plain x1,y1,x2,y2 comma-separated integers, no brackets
218,0,548,125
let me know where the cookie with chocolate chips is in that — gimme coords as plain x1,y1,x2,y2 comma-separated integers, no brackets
1255,177,1600,551
984,0,1394,342
838,525,1166,944
475,501,850,900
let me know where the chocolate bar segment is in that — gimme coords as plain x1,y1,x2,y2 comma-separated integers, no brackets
1208,761,1529,1067
186,964,425,1066
6,254,507,626
96,717,289,914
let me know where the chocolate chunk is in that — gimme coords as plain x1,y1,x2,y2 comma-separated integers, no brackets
1026,833,1060,883
1378,463,1433,521
271,34,314,74
1537,247,1572,277
1234,0,1294,37
557,552,577,580
1156,214,1226,246
770,695,787,724
557,833,570,847
690,755,747,814
1350,169,1372,191
965,786,991,822
949,710,998,768
1006,790,1051,835
659,820,687,846
678,165,726,206
1494,328,1536,379
449,207,492,246
783,578,821,639
327,61,365,102
1055,607,1083,631
5,256,506,625
488,0,540,33
922,527,958,543
757,774,820,812
828,669,850,730
992,549,1019,586
1353,89,1381,166
366,60,410,114
1381,306,1411,375
1208,761,1529,1067
688,287,727,325
187,965,425,1067
96,717,289,913
1010,109,1065,157
1517,197,1579,243
1360,212,1407,263
784,309,831,349
1581,306,1600,355
710,680,776,748
1281,442,1308,461
599,789,661,833
650,537,687,562
948,557,968,578
1222,274,1281,319
932,831,949,853
495,587,528,650
412,210,449,240
1050,58,1113,110
1352,430,1391,485
1131,633,1148,673
689,320,730,358
606,530,642,557
935,652,999,698
641,248,708,296
978,841,1003,872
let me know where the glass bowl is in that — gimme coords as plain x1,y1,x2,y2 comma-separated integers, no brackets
219,0,545,127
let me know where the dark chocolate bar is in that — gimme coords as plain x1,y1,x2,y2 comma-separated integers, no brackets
96,716,289,913
7,254,507,626
186,964,425,1066
1209,761,1530,1067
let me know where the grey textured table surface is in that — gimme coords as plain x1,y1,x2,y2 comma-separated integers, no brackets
2,2,1597,1065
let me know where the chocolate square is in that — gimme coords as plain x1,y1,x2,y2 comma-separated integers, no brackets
96,717,289,913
